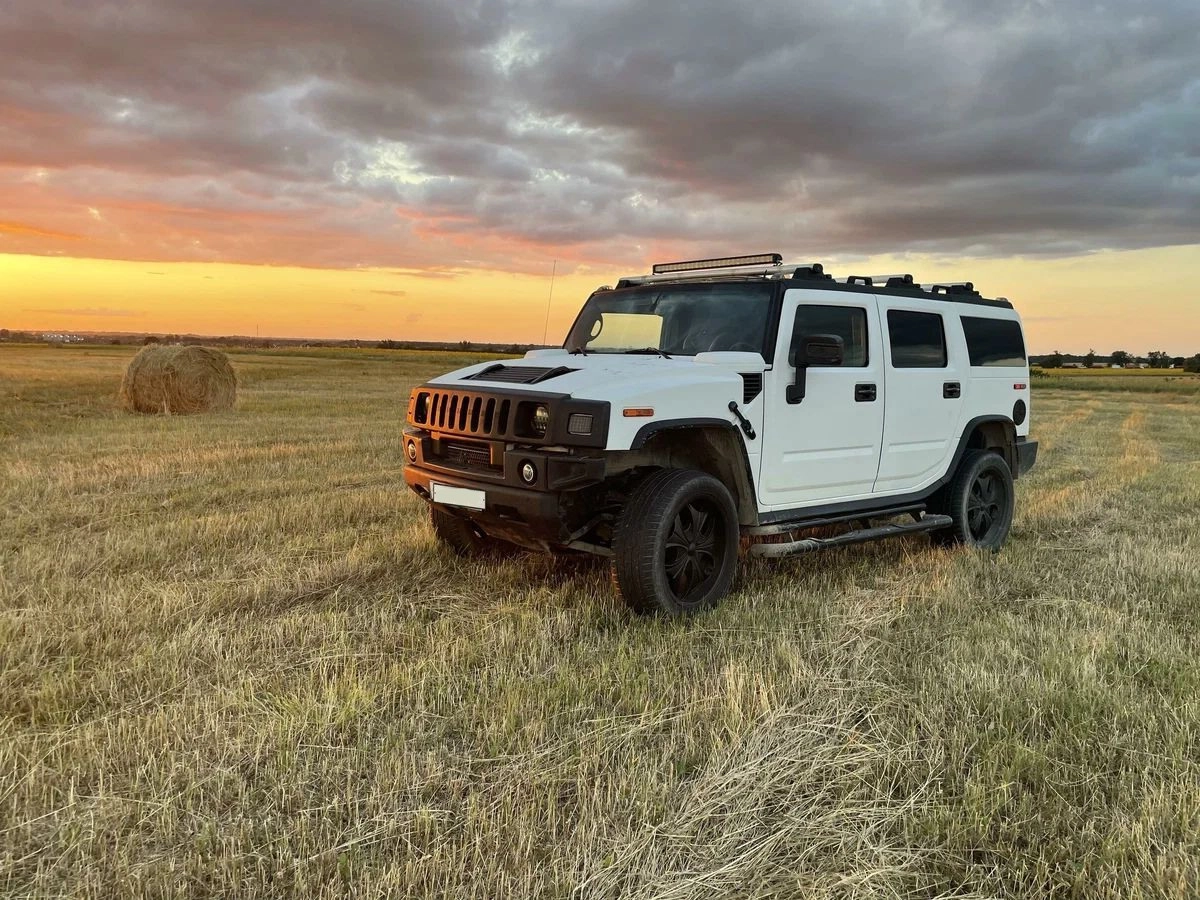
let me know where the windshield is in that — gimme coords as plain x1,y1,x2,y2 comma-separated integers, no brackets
564,282,774,356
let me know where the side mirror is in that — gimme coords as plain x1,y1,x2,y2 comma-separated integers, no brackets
787,333,844,403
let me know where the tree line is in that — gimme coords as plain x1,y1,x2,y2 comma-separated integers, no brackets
1036,349,1200,373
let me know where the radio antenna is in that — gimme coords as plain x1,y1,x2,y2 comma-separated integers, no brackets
541,259,557,346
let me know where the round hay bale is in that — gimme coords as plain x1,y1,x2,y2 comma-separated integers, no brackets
120,345,237,414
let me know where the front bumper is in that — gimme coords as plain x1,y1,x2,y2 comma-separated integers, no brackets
1017,437,1038,476
402,432,606,546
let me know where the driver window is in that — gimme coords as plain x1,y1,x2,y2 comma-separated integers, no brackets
792,305,869,366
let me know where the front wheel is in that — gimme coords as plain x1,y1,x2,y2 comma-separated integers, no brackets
611,469,740,616
934,450,1015,551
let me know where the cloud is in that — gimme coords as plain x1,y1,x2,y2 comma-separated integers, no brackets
0,220,80,240
367,289,408,297
0,0,1197,271
23,306,141,317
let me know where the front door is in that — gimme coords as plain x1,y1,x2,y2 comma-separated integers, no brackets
757,290,885,509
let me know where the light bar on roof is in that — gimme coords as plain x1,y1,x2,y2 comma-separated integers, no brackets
652,253,782,275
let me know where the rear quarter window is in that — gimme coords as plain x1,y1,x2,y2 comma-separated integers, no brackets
887,309,947,368
961,316,1027,367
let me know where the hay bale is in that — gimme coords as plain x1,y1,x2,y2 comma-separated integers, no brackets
120,345,237,414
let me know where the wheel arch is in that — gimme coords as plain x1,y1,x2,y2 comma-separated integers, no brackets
960,415,1018,478
627,420,758,525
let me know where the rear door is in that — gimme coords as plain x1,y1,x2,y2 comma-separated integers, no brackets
874,303,964,493
757,289,885,508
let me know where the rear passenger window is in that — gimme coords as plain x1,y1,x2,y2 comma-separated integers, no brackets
793,305,868,366
962,316,1026,366
887,310,946,368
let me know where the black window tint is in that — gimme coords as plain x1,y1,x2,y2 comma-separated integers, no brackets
887,310,947,368
962,316,1026,366
793,305,868,366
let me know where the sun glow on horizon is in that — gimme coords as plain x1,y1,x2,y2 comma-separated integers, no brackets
3,246,1199,354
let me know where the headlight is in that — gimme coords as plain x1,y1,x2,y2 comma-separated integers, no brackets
532,404,550,435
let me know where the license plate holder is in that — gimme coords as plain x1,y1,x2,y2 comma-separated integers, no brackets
431,483,486,510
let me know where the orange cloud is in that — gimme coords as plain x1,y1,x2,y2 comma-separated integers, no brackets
0,221,81,241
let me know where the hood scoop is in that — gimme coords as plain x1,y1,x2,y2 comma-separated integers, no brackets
464,364,578,385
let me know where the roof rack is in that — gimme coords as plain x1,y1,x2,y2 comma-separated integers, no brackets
930,282,980,297
792,263,832,281
611,255,1009,307
839,274,919,288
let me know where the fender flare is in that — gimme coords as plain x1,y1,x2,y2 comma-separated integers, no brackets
628,418,758,524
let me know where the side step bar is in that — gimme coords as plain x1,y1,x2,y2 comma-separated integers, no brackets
749,514,953,558
747,503,926,536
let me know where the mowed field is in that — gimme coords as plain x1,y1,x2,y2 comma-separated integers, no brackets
2,345,1199,899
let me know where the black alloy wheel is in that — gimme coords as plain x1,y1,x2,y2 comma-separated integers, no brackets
611,469,740,615
967,469,1004,542
934,450,1015,551
663,499,722,603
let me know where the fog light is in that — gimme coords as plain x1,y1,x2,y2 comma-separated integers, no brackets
520,461,537,484
406,440,418,462
532,404,550,435
567,413,593,435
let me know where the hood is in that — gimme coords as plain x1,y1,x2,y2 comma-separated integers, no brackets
429,348,768,405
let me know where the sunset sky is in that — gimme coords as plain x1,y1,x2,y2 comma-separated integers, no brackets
2,1,1198,353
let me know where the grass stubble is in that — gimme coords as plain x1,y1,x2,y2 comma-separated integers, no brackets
1,346,1198,898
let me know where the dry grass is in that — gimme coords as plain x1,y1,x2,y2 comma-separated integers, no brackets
2,344,1199,899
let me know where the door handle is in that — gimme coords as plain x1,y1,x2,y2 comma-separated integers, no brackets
943,381,961,399
855,383,877,402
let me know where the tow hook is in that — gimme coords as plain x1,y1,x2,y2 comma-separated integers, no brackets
727,401,756,440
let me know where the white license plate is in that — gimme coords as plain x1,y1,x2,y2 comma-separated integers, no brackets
431,483,486,510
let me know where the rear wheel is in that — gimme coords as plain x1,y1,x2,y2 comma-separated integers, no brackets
429,507,520,557
934,450,1014,550
611,469,739,616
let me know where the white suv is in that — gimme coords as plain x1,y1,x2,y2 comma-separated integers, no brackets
404,253,1038,615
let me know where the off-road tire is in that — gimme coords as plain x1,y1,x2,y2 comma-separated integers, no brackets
933,450,1014,551
429,507,519,558
611,469,739,616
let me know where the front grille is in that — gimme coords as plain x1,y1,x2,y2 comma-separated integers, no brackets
438,439,499,471
740,372,763,404
413,390,511,438
408,385,608,449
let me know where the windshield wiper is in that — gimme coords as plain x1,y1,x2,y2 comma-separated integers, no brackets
623,347,672,358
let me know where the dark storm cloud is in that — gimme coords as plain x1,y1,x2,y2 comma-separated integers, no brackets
1,0,1197,268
